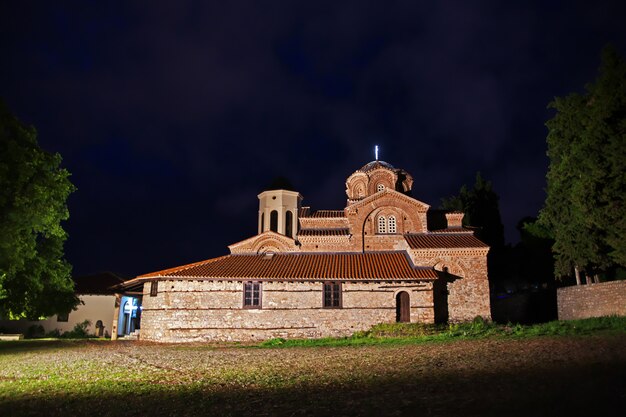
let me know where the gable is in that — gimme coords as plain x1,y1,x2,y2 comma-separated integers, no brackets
346,188,430,214
228,231,299,254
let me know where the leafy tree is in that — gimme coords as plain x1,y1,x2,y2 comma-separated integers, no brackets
441,172,505,249
0,101,78,319
539,46,626,280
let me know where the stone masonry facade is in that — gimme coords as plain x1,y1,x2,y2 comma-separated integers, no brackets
557,280,626,320
118,159,492,342
140,280,434,342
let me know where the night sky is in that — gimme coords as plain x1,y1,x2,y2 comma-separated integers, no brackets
2,1,625,278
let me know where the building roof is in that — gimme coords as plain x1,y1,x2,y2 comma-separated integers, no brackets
359,160,395,172
405,234,488,249
73,272,126,295
300,209,345,218
132,252,437,281
298,228,350,236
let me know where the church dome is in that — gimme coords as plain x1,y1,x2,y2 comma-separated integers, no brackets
346,160,413,203
359,160,395,172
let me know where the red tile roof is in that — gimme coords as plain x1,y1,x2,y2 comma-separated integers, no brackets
300,209,345,218
405,234,488,249
136,252,437,281
298,228,350,237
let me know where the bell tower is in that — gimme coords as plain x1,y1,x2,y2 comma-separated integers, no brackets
257,189,302,239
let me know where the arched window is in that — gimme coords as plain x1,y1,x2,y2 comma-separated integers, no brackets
285,210,293,238
260,212,265,232
388,215,397,234
270,210,278,233
377,216,387,234
377,184,385,192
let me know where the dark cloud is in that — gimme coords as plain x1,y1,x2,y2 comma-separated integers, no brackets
1,0,625,276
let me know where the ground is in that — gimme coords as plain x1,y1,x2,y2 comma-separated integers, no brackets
0,335,624,416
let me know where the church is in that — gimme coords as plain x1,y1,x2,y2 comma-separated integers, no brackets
114,158,491,342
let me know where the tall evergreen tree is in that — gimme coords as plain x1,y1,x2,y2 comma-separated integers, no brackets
539,46,626,279
441,172,505,249
0,101,78,319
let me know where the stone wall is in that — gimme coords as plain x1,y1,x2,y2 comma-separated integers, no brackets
409,249,491,322
557,281,626,320
139,279,434,342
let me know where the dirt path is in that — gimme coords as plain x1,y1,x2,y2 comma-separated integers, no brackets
1,335,625,416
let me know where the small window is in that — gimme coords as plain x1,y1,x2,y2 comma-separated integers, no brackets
377,216,387,234
57,312,69,322
260,212,265,232
388,215,397,234
286,210,293,238
244,281,261,308
150,281,158,297
377,184,385,192
323,282,342,308
270,210,278,233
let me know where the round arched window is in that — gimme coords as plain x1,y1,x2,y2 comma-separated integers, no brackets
377,216,387,234
388,215,397,234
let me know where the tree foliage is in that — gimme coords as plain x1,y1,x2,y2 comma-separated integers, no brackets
0,101,78,319
539,46,626,278
440,172,505,249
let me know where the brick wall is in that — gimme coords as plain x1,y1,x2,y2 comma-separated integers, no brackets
557,281,626,320
409,249,491,322
139,280,434,342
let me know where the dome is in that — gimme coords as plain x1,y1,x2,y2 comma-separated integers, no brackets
359,160,395,172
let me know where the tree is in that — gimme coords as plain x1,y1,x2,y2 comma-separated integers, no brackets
441,172,507,285
440,172,505,249
539,46,626,280
0,101,78,319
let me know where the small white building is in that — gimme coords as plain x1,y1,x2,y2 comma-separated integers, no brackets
0,272,125,338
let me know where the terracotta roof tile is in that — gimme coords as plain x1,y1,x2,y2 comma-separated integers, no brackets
298,228,350,237
137,252,437,281
301,210,345,218
405,234,488,249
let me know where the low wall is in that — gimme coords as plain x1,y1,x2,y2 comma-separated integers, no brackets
557,280,626,320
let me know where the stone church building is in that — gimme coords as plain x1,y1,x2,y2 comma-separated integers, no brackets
115,160,491,342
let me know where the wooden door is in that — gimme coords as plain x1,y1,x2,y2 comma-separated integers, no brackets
396,291,410,323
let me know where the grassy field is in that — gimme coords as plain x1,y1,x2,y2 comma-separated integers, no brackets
1,318,625,416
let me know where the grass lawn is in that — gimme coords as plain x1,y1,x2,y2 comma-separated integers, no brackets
1,318,625,416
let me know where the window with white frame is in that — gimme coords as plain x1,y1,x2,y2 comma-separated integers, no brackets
377,215,387,233
388,215,397,233
377,183,385,192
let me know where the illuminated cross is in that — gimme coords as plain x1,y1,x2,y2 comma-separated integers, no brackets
375,145,379,161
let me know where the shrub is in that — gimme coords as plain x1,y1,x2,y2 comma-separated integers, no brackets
26,324,45,338
45,329,61,338
61,320,93,338
260,337,286,347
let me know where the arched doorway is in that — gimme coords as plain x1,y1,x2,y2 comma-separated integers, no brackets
396,291,410,323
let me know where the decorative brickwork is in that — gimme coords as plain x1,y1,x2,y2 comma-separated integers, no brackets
557,281,626,320
118,159,491,342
